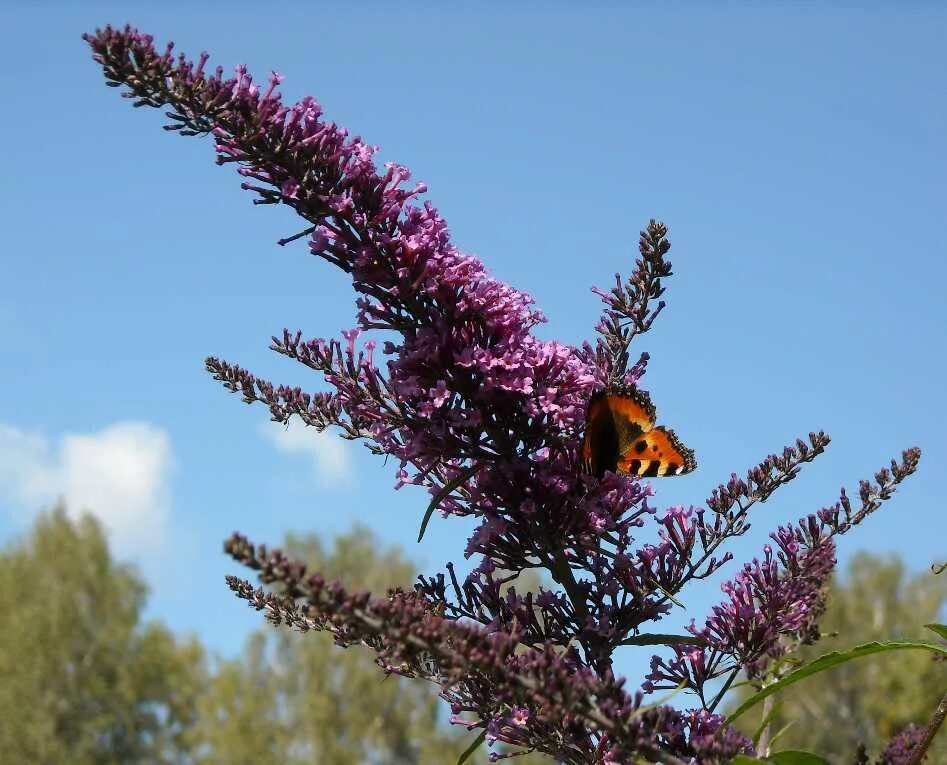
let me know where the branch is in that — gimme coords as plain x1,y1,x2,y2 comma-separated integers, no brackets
908,690,947,765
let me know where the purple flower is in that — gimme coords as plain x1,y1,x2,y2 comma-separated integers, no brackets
647,524,836,695
86,26,923,764
879,723,927,764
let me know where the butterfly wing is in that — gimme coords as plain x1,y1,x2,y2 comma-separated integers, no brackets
581,392,619,478
581,388,656,478
608,387,656,447
617,426,697,477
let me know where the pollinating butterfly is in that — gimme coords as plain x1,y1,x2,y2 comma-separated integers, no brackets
580,386,696,479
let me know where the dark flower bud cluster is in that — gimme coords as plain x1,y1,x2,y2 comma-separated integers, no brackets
85,25,924,763
223,536,752,764
593,223,672,387
645,446,920,704
878,723,926,765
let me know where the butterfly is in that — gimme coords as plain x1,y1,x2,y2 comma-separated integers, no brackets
580,386,696,479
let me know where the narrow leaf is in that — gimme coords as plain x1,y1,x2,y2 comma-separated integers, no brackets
767,721,797,752
726,640,947,725
457,729,486,764
630,679,689,717
734,750,831,764
767,751,830,765
621,633,707,647
418,464,479,543
925,623,947,641
653,581,686,608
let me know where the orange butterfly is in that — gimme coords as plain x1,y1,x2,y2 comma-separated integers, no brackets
581,387,696,478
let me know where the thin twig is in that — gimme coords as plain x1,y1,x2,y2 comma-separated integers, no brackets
908,690,947,765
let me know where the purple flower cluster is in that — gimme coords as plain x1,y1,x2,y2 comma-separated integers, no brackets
644,450,919,703
878,723,927,764
223,534,753,763
646,524,836,698
86,25,925,764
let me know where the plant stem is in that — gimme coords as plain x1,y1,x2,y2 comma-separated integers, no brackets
707,667,740,714
908,689,947,765
551,549,590,624
756,696,775,756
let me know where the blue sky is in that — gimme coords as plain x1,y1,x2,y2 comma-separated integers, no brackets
1,3,944,688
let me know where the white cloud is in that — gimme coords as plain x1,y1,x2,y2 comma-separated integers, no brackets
0,421,173,555
259,418,352,487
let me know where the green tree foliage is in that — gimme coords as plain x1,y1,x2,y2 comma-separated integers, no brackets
728,552,947,761
0,507,204,765
0,510,550,763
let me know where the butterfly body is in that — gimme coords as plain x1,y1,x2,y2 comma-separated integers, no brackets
581,387,696,478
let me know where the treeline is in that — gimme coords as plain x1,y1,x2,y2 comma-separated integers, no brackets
1,509,943,763
0,509,504,764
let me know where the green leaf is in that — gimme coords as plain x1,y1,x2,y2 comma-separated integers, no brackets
725,639,947,725
734,750,832,764
418,465,479,543
767,721,797,752
620,633,707,647
653,581,686,608
767,749,829,764
925,623,947,641
457,728,486,764
728,679,756,691
631,679,689,717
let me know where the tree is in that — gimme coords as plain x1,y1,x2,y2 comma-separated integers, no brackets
192,527,549,764
0,507,204,765
1,509,548,763
728,553,947,762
